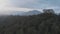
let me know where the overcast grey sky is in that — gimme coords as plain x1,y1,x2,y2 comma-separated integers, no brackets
0,0,60,15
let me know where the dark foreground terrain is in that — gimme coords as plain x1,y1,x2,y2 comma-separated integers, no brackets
0,10,60,34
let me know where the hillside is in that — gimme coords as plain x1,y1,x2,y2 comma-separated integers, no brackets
11,10,41,16
0,9,60,34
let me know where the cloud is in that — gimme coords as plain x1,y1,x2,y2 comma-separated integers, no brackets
0,0,60,15
8,0,60,13
0,0,60,10
9,0,59,8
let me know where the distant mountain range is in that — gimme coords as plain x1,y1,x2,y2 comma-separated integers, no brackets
11,10,41,16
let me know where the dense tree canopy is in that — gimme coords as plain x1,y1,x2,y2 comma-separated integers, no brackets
0,9,60,34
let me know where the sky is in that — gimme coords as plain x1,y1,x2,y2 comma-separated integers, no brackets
0,0,60,15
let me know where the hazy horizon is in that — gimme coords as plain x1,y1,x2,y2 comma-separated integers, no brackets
0,0,60,15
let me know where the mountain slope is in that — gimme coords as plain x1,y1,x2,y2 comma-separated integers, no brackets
11,10,41,16
24,10,41,16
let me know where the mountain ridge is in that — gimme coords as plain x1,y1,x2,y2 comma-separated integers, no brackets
11,10,41,16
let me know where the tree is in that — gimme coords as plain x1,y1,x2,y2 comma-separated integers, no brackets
43,9,55,14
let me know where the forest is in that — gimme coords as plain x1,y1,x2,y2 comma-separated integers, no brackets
0,9,60,34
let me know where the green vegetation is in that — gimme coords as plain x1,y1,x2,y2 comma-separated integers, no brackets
0,9,60,34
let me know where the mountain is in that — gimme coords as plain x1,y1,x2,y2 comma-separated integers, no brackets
11,10,41,16
24,10,41,16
